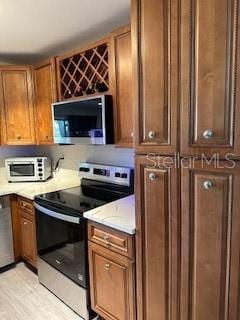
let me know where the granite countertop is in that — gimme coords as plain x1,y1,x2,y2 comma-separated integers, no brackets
84,195,135,235
0,168,80,200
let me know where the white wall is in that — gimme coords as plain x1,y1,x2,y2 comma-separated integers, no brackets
0,146,38,167
36,145,134,170
0,145,134,170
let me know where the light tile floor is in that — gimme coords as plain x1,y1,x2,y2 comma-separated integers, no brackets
0,263,83,320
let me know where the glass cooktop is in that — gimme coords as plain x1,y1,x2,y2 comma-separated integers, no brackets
35,178,133,216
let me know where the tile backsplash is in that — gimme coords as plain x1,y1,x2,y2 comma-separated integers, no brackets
0,145,134,170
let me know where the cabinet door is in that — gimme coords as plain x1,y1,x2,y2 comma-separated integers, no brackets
20,212,37,267
88,242,135,320
10,195,21,262
180,0,240,157
0,66,36,145
135,156,179,320
111,25,133,148
132,0,179,154
34,58,57,145
181,161,240,320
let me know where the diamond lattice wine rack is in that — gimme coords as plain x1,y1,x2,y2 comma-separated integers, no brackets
57,40,110,100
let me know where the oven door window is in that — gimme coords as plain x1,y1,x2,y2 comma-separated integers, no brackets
10,164,35,176
35,209,87,289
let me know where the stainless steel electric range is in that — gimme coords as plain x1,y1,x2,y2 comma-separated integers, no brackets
34,163,134,320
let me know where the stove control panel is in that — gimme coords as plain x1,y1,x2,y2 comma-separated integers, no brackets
79,163,133,187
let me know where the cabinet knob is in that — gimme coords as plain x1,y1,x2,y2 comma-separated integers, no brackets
23,221,28,225
203,129,214,139
103,235,109,242
148,131,156,139
104,263,110,271
46,135,49,139
149,172,157,181
203,180,213,190
17,134,21,140
131,132,134,138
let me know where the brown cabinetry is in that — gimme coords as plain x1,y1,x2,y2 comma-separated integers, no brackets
88,222,136,320
181,161,240,320
111,25,133,147
34,58,57,144
180,0,240,157
0,66,36,145
56,38,111,100
133,0,240,157
10,195,21,262
18,197,37,268
135,156,179,320
132,0,179,154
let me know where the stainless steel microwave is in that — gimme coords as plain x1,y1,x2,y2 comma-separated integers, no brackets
5,157,52,182
52,95,114,145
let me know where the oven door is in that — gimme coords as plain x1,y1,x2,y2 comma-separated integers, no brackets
34,202,87,289
7,161,36,181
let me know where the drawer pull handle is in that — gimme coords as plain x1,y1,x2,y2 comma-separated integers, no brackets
104,263,110,271
203,129,214,139
23,222,28,225
203,180,213,190
148,131,156,139
149,173,157,181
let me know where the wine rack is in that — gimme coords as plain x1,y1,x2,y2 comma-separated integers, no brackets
58,41,110,100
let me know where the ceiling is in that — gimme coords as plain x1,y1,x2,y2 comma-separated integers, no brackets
0,0,130,64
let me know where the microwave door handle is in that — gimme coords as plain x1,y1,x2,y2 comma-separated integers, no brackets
34,203,80,224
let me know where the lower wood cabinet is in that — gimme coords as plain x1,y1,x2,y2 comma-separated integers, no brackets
10,195,21,262
136,156,240,320
181,161,240,320
11,195,37,268
135,156,179,320
88,222,136,320
20,211,37,268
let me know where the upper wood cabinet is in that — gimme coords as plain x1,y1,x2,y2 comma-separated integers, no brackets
181,161,240,320
0,66,36,145
135,156,179,320
34,58,57,145
132,0,179,154
180,0,240,157
133,0,240,157
111,25,133,148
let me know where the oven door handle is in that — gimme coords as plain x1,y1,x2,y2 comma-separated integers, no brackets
34,202,80,224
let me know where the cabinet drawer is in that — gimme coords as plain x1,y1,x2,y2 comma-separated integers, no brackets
19,198,34,215
88,222,134,258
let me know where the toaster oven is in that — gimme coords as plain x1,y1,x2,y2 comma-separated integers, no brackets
5,157,51,182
